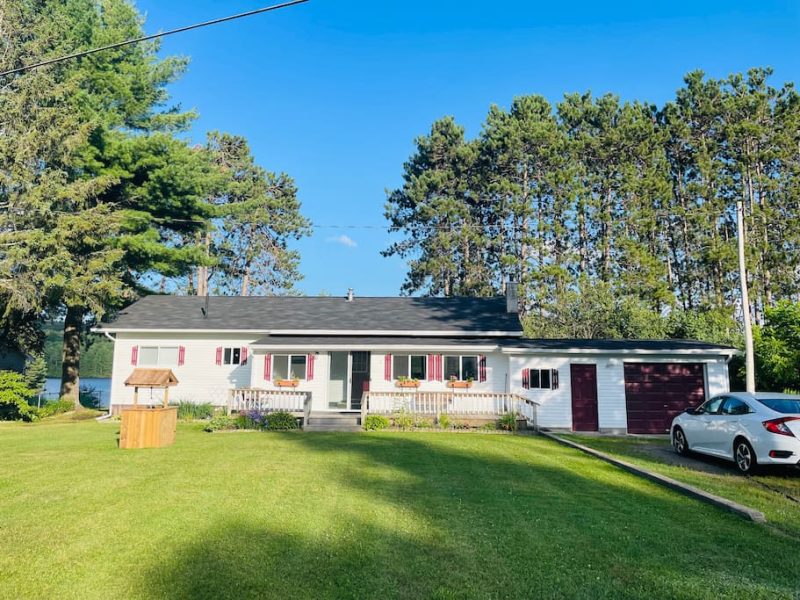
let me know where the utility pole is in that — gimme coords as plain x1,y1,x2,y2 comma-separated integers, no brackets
736,198,756,393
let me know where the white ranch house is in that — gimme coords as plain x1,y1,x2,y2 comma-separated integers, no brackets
96,289,736,433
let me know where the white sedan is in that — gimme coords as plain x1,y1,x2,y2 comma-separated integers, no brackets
671,392,800,474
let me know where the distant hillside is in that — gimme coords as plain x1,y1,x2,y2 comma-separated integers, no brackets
44,325,113,378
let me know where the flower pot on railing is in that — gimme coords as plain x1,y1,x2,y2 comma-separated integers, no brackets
395,379,421,389
447,380,473,389
275,379,300,388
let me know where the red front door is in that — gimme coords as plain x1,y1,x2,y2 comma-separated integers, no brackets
571,364,599,431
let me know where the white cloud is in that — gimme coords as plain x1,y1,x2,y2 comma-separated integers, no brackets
326,234,357,248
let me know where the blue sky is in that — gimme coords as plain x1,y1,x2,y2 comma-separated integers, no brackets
136,0,800,297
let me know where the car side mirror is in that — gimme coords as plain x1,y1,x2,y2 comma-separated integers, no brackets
686,407,699,415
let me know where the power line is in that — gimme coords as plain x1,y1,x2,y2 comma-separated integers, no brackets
0,0,309,78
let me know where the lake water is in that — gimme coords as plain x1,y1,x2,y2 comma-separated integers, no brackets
43,378,112,408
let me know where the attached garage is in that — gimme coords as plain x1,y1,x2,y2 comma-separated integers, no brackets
624,363,706,434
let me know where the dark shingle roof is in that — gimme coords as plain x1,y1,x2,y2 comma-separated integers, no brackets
252,335,513,347
98,295,523,333
250,335,736,352
505,339,737,352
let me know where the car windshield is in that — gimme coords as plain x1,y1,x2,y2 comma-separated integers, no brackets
756,398,800,414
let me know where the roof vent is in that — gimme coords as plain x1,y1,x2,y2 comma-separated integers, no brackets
346,288,354,302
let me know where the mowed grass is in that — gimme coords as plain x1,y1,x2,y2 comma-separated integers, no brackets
1,422,799,599
563,434,800,541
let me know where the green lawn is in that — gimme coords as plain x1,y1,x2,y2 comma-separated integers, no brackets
1,422,799,599
563,434,800,541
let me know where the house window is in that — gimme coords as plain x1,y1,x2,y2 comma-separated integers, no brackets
273,354,307,380
445,355,479,381
523,368,559,390
138,346,178,366
223,347,242,365
392,354,426,380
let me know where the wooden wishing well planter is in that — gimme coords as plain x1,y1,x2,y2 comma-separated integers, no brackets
119,369,179,449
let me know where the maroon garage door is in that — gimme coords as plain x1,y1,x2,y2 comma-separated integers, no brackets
624,363,706,434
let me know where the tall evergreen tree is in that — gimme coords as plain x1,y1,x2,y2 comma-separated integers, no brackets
0,0,308,404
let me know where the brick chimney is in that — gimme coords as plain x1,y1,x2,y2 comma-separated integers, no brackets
506,282,519,314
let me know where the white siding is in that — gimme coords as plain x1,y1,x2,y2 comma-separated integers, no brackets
110,333,256,408
368,352,508,394
108,331,732,430
509,353,732,431
248,350,330,411
705,360,731,397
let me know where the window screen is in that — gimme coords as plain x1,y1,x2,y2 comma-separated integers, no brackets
139,347,158,365
410,355,426,380
444,356,460,379
540,369,551,389
159,347,179,366
461,356,478,380
393,355,409,379
290,355,307,380
273,355,289,380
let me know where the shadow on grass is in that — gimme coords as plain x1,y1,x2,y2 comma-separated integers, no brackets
143,433,800,599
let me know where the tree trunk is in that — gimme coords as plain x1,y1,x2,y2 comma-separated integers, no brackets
577,200,588,274
602,187,612,281
60,305,84,408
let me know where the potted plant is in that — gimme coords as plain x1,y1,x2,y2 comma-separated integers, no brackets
275,375,300,388
447,376,473,389
395,376,420,388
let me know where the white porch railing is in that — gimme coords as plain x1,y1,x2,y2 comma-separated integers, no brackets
228,389,312,419
362,391,539,428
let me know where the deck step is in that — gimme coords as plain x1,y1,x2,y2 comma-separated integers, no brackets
304,425,363,433
305,412,361,432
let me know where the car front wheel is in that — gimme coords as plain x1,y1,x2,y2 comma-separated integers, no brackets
734,438,757,475
672,427,689,456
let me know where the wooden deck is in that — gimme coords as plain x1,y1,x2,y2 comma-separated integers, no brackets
228,388,312,421
362,391,539,428
228,389,539,430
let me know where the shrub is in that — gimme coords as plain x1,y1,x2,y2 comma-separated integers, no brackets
481,421,498,431
364,415,390,430
392,409,414,430
414,417,433,429
239,410,267,429
498,412,519,432
437,414,451,429
204,415,240,432
174,401,215,421
79,386,102,409
37,399,74,419
23,355,47,393
0,371,37,421
265,410,298,430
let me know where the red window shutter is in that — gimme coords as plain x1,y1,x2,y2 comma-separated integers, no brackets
436,355,443,381
265,354,272,380
241,347,248,365
131,346,138,366
307,354,315,380
215,346,222,366
522,368,530,390
384,354,392,381
427,354,436,381
178,346,185,366
479,355,487,382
